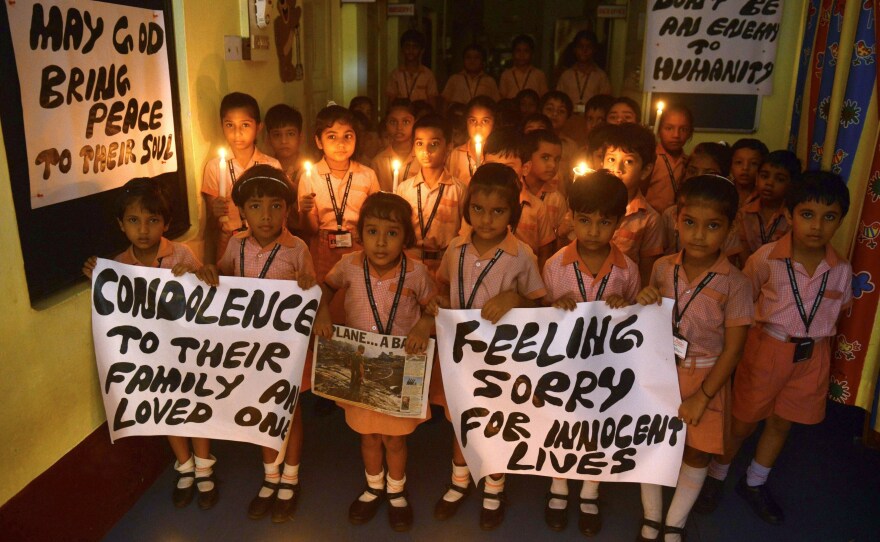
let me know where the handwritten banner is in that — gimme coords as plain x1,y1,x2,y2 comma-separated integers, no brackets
7,1,179,208
644,0,784,95
91,259,320,451
313,325,434,419
436,301,685,486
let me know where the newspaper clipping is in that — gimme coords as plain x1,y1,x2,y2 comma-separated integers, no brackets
312,325,434,418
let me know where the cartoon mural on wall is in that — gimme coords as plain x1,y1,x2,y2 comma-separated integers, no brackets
275,0,302,82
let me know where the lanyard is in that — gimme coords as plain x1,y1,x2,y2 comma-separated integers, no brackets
240,239,281,278
574,68,592,102
673,265,716,332
661,154,680,196
467,153,476,177
417,182,445,238
394,160,413,183
156,257,164,268
458,245,503,309
402,70,421,99
363,256,407,335
759,214,783,244
512,68,532,91
227,158,238,185
325,172,353,229
573,261,610,302
466,74,483,100
784,258,828,334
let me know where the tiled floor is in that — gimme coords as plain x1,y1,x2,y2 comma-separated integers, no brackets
105,396,880,541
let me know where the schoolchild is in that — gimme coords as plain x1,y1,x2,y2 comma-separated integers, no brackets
601,122,664,284
447,96,496,184
645,105,694,214
264,104,305,233
395,114,466,275
349,96,385,160
583,93,614,138
539,90,579,191
540,171,640,536
516,129,567,263
521,112,554,134
606,97,641,125
196,165,316,524
729,138,769,208
516,88,541,118
202,92,282,261
499,34,549,99
697,172,852,525
82,179,209,509
313,193,436,531
371,99,421,193
555,30,611,113
426,163,546,530
441,44,500,106
297,104,381,280
636,175,753,542
386,29,440,109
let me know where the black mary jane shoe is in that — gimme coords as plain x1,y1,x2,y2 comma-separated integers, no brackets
270,482,300,523
172,471,195,508
433,483,471,520
387,490,414,532
479,491,506,531
663,524,687,540
636,518,663,542
577,497,602,537
195,474,219,510
247,480,279,519
544,491,569,531
735,476,784,525
348,486,385,524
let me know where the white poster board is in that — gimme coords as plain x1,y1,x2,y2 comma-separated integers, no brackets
91,259,320,451
436,301,685,486
7,0,179,208
643,0,784,95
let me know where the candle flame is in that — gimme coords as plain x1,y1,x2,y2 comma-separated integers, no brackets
573,162,592,177
474,134,482,144
219,148,226,162
656,101,665,112
392,159,401,171
304,160,312,173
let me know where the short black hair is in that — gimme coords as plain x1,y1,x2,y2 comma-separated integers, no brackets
678,175,739,223
763,150,802,181
515,88,539,106
232,164,294,207
357,192,417,248
349,95,373,112
585,94,615,113
314,104,355,140
785,170,850,217
601,123,657,167
386,98,416,117
413,114,451,144
522,129,562,162
400,29,425,49
220,92,260,122
572,29,599,47
463,163,523,229
484,128,526,162
587,123,614,153
116,178,172,223
568,170,628,219
658,104,694,129
496,98,522,130
265,104,303,132
412,100,435,119
731,138,769,160
690,143,732,178
608,97,642,123
520,113,553,133
511,34,535,51
463,43,487,61
466,95,497,117
540,90,573,119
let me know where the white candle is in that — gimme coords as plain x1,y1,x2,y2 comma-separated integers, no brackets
573,161,592,178
304,160,312,184
218,148,229,223
392,159,401,192
473,135,482,168
653,101,665,135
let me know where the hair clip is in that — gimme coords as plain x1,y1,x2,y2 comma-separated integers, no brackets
234,175,291,193
326,100,338,107
706,174,736,186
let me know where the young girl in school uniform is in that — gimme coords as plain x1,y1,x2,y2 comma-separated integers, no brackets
371,99,421,193
82,178,210,510
426,163,547,531
313,193,436,532
196,165,317,524
636,175,753,542
298,104,381,281
540,171,640,536
447,96,496,185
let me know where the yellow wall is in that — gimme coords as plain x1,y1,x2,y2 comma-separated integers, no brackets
0,0,308,506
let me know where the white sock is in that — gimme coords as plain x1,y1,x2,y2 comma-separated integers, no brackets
174,456,195,489
387,474,408,507
443,462,471,502
260,462,280,498
278,463,299,500
359,469,385,502
640,483,663,539
548,478,568,510
194,454,216,492
707,459,730,481
482,475,505,511
580,480,600,514
746,459,771,487
664,464,708,541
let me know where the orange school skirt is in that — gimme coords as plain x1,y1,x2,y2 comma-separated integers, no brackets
677,361,730,455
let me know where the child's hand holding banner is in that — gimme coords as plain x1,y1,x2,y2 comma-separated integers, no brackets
91,259,320,451
436,300,685,486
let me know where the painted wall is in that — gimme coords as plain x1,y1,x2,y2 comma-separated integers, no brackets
0,0,308,506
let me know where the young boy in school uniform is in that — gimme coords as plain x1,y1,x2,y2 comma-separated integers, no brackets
386,29,439,109
600,122,664,285
696,172,852,525
517,129,568,261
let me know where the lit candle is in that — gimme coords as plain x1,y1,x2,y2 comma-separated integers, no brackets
218,148,229,223
304,160,312,183
392,159,401,192
473,134,482,168
573,161,593,178
653,101,665,135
